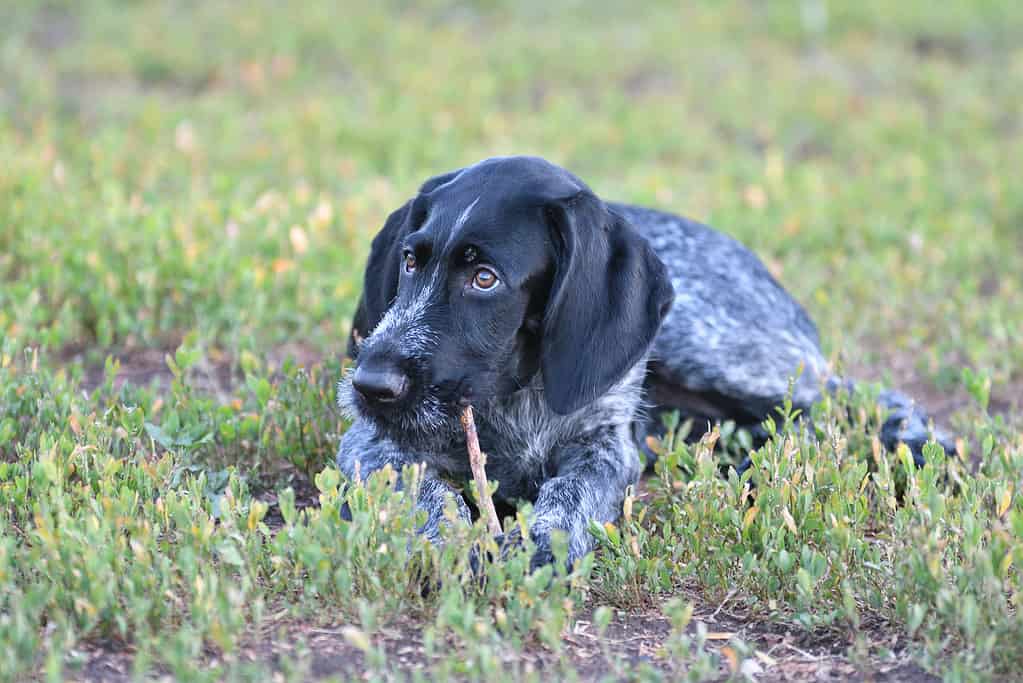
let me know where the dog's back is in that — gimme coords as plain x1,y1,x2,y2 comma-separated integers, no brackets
612,203,826,421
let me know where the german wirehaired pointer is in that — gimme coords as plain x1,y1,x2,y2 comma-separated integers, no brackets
337,156,953,568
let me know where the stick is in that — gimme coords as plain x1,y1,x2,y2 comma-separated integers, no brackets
459,405,502,537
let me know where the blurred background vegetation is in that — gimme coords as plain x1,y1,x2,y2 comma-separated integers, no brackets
2,0,1020,413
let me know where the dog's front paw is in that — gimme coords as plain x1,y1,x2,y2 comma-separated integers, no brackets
414,478,472,544
520,525,562,572
467,527,558,574
528,536,556,572
468,530,520,576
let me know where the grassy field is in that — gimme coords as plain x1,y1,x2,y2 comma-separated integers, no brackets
2,1,1022,680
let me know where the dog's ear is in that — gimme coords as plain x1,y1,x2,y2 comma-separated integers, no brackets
347,200,410,358
541,192,674,414
347,169,466,358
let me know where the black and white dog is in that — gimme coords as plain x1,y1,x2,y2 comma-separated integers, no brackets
337,156,952,567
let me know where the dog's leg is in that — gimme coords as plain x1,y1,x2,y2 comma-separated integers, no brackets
526,425,642,569
826,378,957,465
336,419,470,543
639,375,955,475
729,381,957,474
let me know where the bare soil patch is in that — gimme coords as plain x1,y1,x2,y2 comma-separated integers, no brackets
65,591,939,682
63,341,326,398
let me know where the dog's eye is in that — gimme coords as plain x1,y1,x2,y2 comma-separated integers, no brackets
472,267,499,291
403,251,416,273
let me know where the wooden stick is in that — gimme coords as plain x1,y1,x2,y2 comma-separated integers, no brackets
459,405,502,537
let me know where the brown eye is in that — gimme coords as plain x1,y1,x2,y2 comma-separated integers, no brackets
472,267,499,291
403,251,416,273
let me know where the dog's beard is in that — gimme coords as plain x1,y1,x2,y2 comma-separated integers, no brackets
338,299,517,453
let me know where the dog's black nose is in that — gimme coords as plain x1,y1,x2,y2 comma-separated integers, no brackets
352,364,409,403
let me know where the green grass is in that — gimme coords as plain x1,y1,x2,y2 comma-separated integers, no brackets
1,1,1021,680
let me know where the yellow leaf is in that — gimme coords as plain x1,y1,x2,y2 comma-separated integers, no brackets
782,507,798,535
743,185,767,209
997,486,1013,517
742,505,760,530
248,501,267,532
1000,552,1013,578
310,200,334,229
341,626,371,652
289,225,309,254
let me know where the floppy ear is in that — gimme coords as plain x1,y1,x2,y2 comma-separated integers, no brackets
346,200,409,358
347,169,465,358
541,193,674,414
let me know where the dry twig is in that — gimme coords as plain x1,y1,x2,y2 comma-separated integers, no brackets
460,405,502,536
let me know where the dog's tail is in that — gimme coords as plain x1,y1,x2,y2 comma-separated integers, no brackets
825,377,957,466
727,380,957,477
634,374,957,472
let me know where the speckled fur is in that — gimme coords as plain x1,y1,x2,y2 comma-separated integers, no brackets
615,204,825,413
612,204,955,461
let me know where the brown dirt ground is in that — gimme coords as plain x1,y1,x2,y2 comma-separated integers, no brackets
66,591,939,682
62,340,326,398
844,351,1020,429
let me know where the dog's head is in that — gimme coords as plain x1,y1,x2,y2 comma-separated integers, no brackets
340,156,673,447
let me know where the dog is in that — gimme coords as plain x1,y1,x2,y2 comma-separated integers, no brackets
337,156,954,568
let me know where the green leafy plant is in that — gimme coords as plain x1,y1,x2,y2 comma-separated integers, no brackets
1,1,1021,678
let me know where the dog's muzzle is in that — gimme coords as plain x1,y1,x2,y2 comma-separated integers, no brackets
351,360,410,404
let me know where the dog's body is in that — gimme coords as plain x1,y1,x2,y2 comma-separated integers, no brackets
338,156,951,567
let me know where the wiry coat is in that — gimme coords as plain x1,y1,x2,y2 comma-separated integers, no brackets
337,156,953,568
